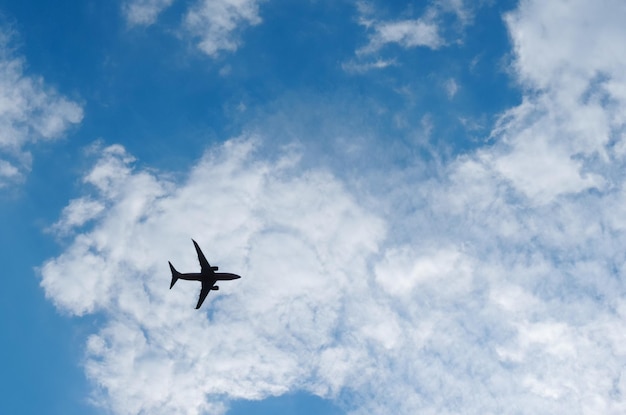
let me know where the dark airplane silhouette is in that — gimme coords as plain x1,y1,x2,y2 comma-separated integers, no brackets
169,239,242,309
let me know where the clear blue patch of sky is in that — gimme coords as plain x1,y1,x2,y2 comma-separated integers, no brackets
227,391,345,415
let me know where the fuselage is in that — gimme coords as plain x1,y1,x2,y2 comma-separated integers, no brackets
177,272,207,282
177,272,241,282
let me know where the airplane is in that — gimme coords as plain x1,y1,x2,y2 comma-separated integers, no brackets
168,239,242,309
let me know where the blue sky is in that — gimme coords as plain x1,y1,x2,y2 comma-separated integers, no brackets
3,0,626,414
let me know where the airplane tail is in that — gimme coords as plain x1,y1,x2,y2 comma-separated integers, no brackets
169,261,180,289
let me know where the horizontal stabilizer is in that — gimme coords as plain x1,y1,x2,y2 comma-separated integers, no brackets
169,261,180,289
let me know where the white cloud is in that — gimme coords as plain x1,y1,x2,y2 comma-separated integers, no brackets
123,0,176,26
354,0,475,58
41,137,386,413
437,0,473,25
481,91,611,204
375,246,473,298
470,0,626,205
0,159,20,181
504,0,626,92
0,29,83,187
42,133,626,415
353,0,626,412
123,0,264,56
341,58,396,74
183,0,264,56
357,18,443,55
49,197,106,234
356,2,626,411
444,77,458,98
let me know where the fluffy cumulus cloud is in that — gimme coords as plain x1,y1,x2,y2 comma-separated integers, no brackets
41,137,386,414
486,0,626,204
0,29,83,187
123,0,264,56
41,0,626,414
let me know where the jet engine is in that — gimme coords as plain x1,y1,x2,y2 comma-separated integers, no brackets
212,286,219,290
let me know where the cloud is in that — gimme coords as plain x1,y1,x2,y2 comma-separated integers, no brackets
347,0,476,74
480,0,626,204
444,77,458,98
354,0,474,58
0,159,20,180
123,0,175,26
341,58,397,74
183,0,264,57
357,18,443,55
41,134,626,415
0,28,83,187
123,0,265,57
48,197,106,235
40,0,626,414
41,137,386,414
505,0,626,92
354,1,626,411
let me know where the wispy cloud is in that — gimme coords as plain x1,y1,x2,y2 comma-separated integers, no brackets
341,58,396,74
346,1,476,74
354,0,474,58
122,0,175,26
357,18,443,55
444,77,458,98
123,0,265,57
0,28,83,187
184,0,264,57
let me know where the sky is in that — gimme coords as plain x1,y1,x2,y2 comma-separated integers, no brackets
2,0,626,414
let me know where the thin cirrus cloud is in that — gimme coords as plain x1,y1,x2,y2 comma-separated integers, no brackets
123,0,264,57
41,0,626,414
0,29,83,187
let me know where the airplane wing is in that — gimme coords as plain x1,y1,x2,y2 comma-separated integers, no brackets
192,239,212,274
196,280,211,309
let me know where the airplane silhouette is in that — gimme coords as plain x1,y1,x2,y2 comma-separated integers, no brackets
169,239,242,309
